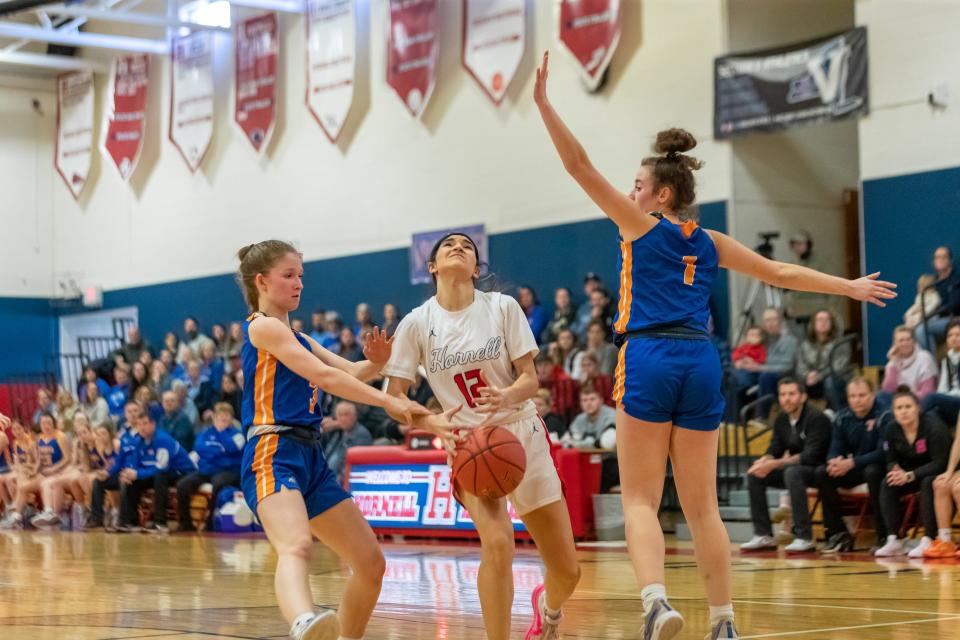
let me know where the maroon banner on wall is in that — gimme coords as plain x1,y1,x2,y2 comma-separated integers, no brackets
102,55,149,181
461,0,525,105
557,0,621,91
235,13,278,153
387,0,439,117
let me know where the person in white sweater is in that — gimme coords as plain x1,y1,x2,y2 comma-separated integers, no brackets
921,319,960,425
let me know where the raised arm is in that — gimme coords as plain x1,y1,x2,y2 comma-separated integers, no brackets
533,51,658,241
707,230,897,307
301,328,390,383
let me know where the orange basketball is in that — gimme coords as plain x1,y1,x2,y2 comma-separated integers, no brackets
452,425,527,500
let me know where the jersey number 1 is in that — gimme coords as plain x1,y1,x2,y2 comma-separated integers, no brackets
454,369,485,409
682,256,697,286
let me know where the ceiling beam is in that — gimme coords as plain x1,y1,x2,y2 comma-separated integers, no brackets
0,49,107,72
0,20,169,53
228,0,303,13
44,5,231,32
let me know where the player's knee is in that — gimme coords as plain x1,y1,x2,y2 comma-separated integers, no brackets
279,533,313,562
482,529,515,567
933,475,949,493
554,558,581,590
352,544,386,585
951,481,960,500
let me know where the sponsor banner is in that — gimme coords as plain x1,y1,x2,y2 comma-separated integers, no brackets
410,224,487,285
462,0,525,105
714,27,869,138
557,0,621,91
55,70,94,199
306,0,356,142
102,55,149,181
170,31,215,172
235,13,279,153
349,464,527,532
386,0,439,117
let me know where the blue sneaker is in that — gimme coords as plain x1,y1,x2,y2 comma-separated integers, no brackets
642,599,684,640
706,618,739,639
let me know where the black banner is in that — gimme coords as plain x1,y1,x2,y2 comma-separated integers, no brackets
714,27,868,139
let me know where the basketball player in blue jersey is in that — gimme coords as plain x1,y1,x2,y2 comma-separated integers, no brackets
534,52,896,640
235,240,434,640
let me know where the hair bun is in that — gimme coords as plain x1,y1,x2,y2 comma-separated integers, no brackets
237,243,256,262
654,128,697,155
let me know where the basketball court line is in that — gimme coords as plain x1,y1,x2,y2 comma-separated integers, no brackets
740,614,960,638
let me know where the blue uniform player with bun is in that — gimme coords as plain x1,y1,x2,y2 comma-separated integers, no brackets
534,50,897,640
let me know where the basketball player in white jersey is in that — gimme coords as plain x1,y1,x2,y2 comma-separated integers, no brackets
383,233,580,640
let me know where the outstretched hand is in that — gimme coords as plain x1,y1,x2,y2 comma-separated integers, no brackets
848,272,897,307
534,50,550,106
362,326,394,365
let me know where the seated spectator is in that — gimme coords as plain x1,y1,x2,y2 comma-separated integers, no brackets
383,303,401,338
138,349,154,369
915,246,960,352
564,384,616,450
222,321,244,369
874,388,950,557
216,373,242,422
210,323,227,351
160,390,197,451
118,411,196,533
148,360,171,396
354,302,375,338
880,326,938,402
31,388,57,426
732,326,767,369
732,309,799,417
172,379,199,425
903,274,941,330
815,377,887,553
78,365,110,403
87,401,142,530
130,361,149,395
106,366,131,420
320,313,343,352
552,328,584,380
0,413,71,530
584,320,618,377
542,287,577,344
0,419,37,524
159,348,176,374
535,351,566,384
133,385,163,424
921,319,960,426
796,309,851,412
740,378,831,553
55,389,81,431
584,287,616,341
82,381,111,428
180,316,212,362
121,326,152,364
197,342,225,393
32,414,98,528
291,318,306,333
517,286,548,344
309,309,327,343
176,403,244,532
924,413,960,558
337,327,363,362
322,401,373,482
532,388,566,439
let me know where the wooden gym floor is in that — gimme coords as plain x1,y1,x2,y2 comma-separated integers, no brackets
1,531,958,639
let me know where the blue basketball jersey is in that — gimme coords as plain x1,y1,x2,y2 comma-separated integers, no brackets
90,446,116,471
241,313,324,431
37,431,67,468
613,216,718,335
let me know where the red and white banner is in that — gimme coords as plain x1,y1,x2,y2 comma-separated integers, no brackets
170,31,214,172
386,0,439,117
235,13,278,154
462,0,524,105
305,0,355,142
102,55,149,181
557,0,621,91
55,71,94,199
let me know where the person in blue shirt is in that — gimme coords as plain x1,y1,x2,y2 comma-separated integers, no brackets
106,367,131,419
118,409,196,533
159,390,196,451
517,285,549,344
87,401,144,530
176,402,244,532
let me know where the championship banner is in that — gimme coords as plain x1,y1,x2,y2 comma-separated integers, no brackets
557,0,621,91
714,27,869,139
170,31,214,172
410,224,487,285
305,0,355,142
102,55,149,181
386,0,439,117
55,71,94,199
235,13,278,153
462,0,524,105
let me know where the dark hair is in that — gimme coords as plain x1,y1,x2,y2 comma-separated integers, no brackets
580,382,601,398
427,232,501,291
236,240,301,311
777,376,806,394
640,128,704,214
947,318,960,334
518,285,539,306
806,309,839,343
37,411,55,426
892,385,919,406
586,319,607,333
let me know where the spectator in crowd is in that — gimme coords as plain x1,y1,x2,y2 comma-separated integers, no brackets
732,326,766,370
55,390,81,430
291,318,306,333
130,361,149,395
740,378,831,553
86,401,143,530
322,401,373,482
118,411,196,533
31,388,57,426
176,402,244,532
874,388,950,557
160,390,196,451
0,419,39,527
121,326,152,364
172,378,199,426
784,231,832,322
565,384,616,450
133,385,163,424
181,316,211,360
222,322,244,366
309,310,327,343
32,415,97,528
216,373,242,421
117,397,142,435
0,413,71,530
82,382,110,428
383,303,401,338
572,272,602,337
576,352,602,388
584,287,616,340
924,414,960,558
198,342,225,392
542,287,577,344
518,285,549,344
320,312,343,352
903,274,941,330
584,319,618,376
78,365,110,403
552,328,584,380
106,366,131,420
338,327,363,362
915,246,960,352
210,323,226,350
815,377,887,553
880,326,938,402
354,302,375,338
148,360,171,396
158,348,176,373
535,352,565,384
138,348,154,368
533,388,566,439
163,332,180,360
733,308,799,417
796,309,851,412
921,319,960,426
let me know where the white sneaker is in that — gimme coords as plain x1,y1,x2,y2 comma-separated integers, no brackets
907,536,933,559
740,535,776,551
30,510,60,529
874,535,905,557
784,538,816,553
706,618,740,640
0,513,23,530
289,610,339,640
641,599,684,640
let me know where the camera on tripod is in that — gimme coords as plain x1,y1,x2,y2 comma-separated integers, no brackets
755,232,780,260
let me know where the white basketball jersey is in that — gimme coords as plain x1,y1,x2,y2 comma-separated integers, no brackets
383,290,539,427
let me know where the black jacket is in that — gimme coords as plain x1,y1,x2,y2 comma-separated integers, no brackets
828,401,885,469
765,403,832,467
881,413,950,479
